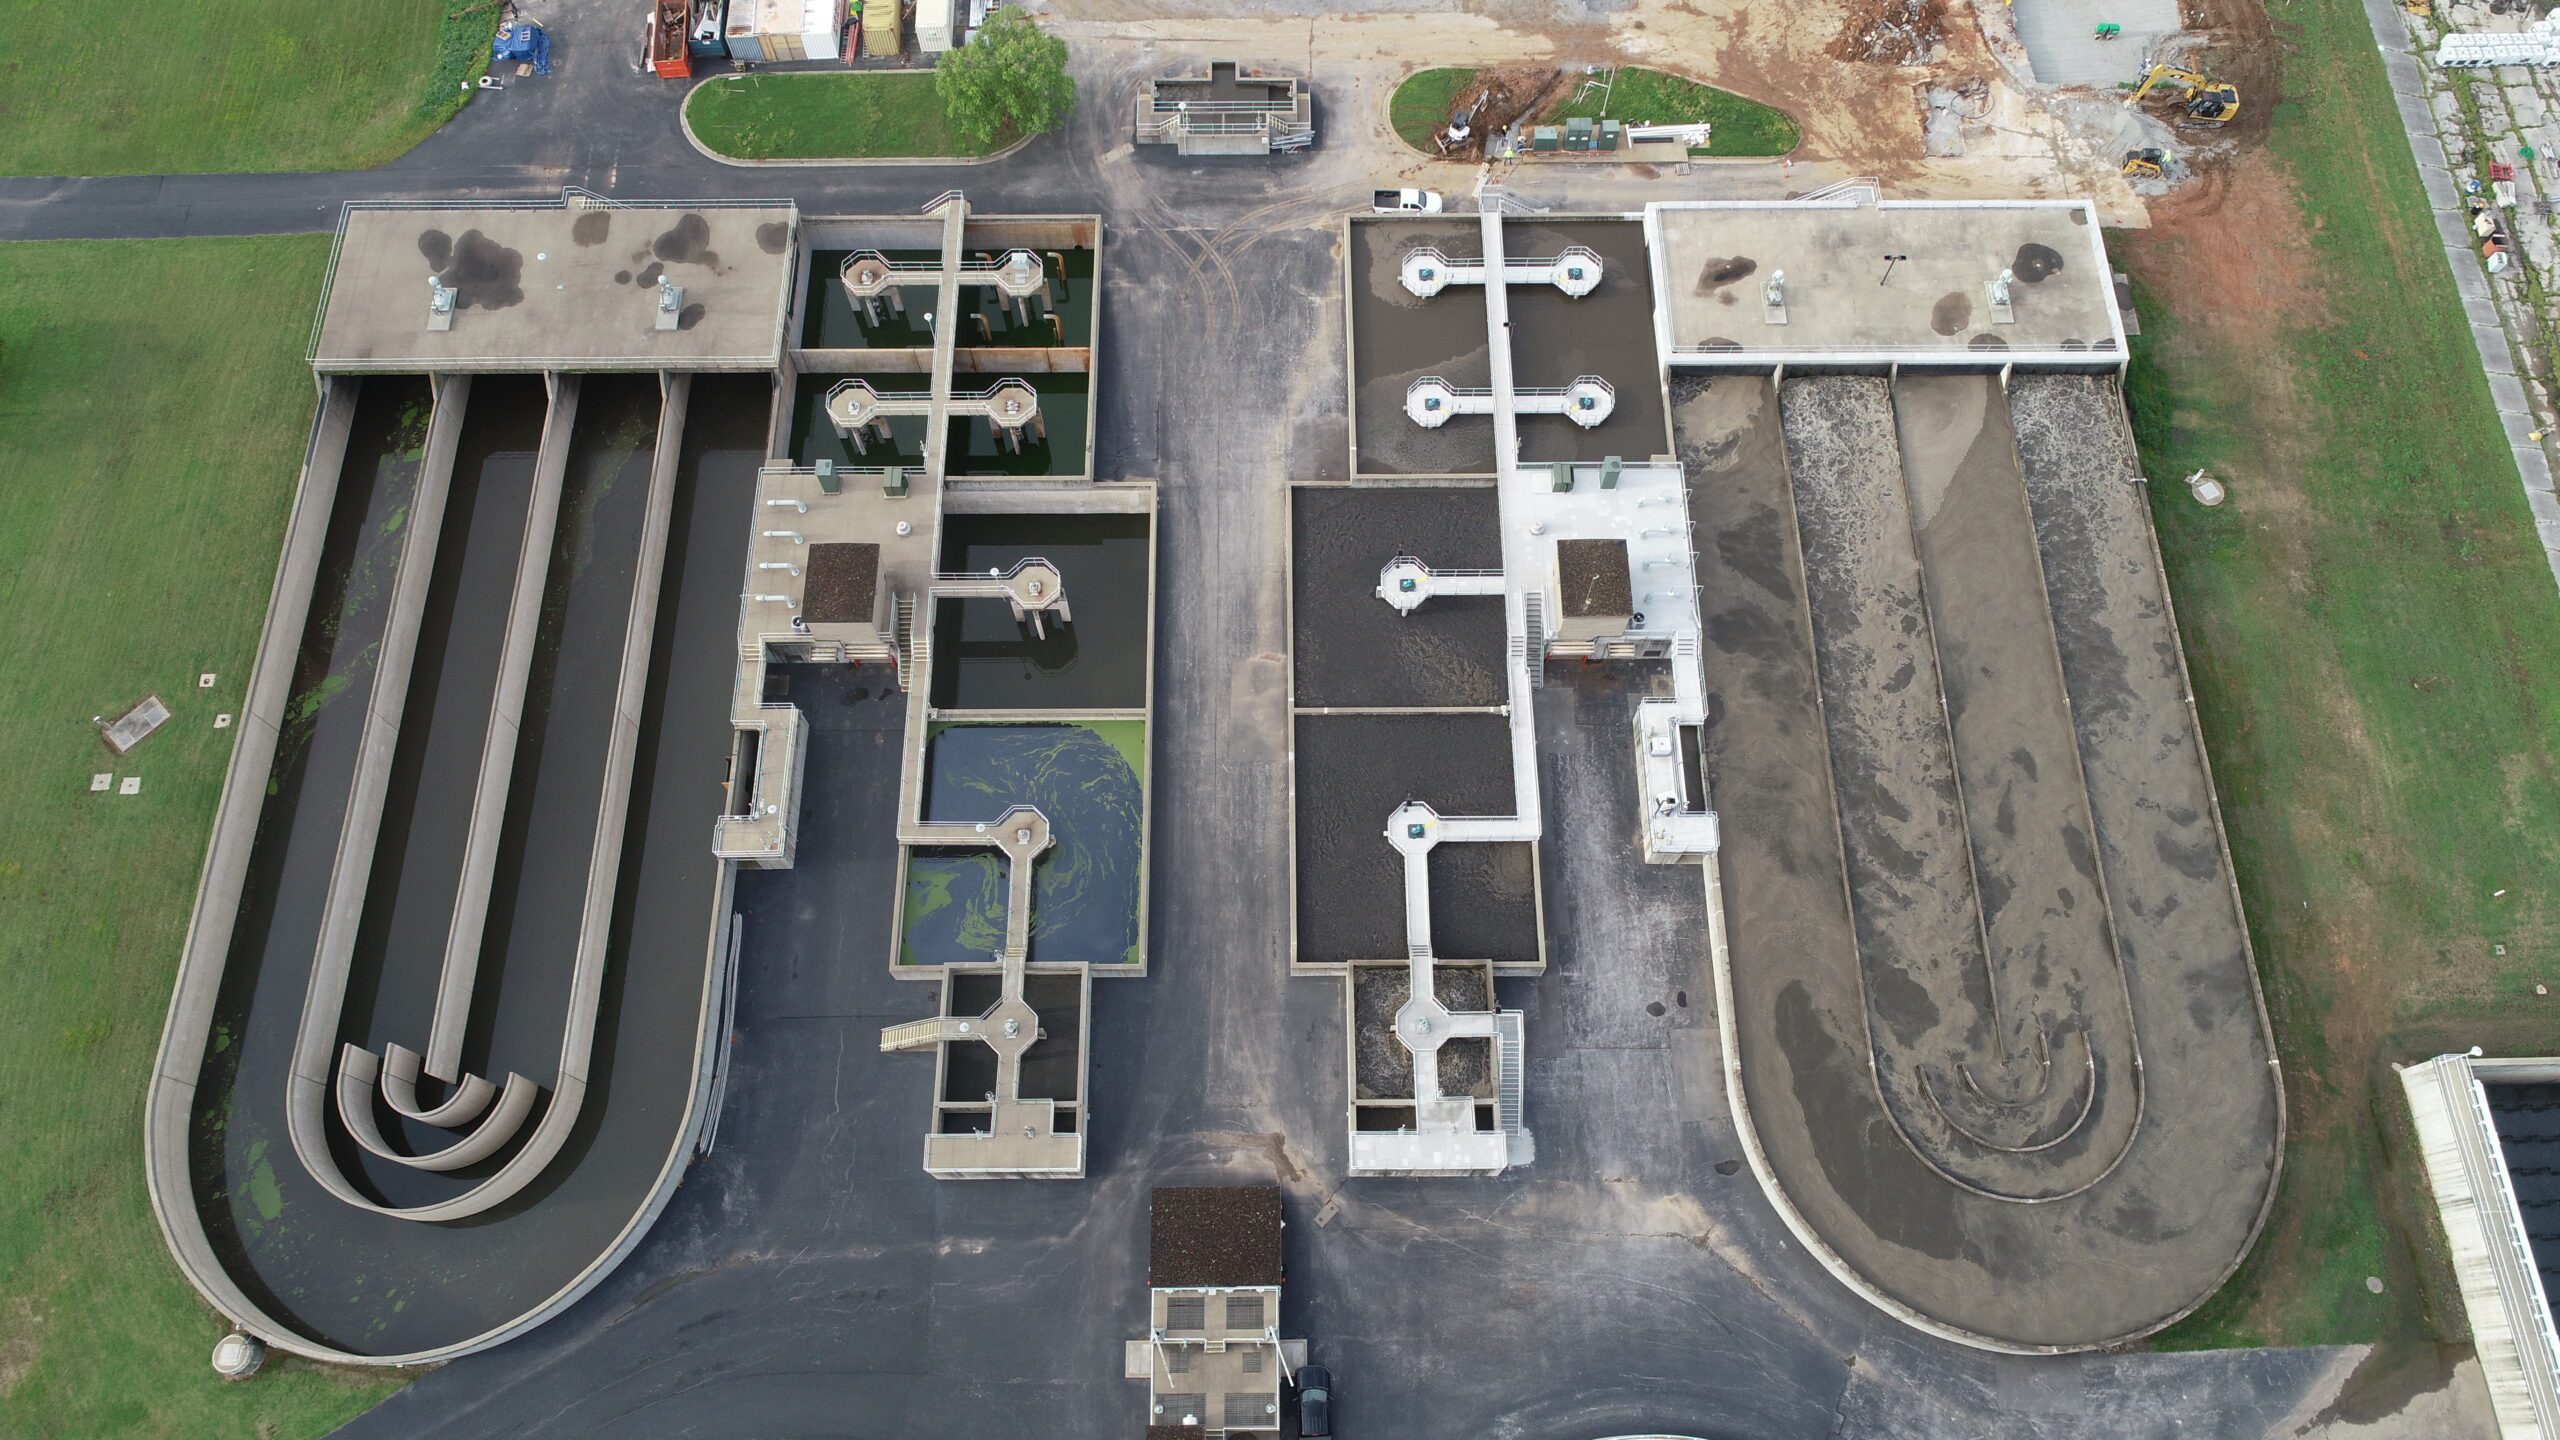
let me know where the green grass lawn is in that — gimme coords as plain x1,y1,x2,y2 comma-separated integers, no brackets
2119,0,2560,1350
1388,65,1798,158
0,1,496,176
1543,66,1799,156
685,72,1019,160
0,237,404,1436
1389,67,1479,154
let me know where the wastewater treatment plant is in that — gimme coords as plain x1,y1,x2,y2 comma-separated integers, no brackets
144,185,2285,1423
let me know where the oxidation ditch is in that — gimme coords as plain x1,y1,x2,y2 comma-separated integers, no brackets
341,375,547,1121
466,376,661,1083
182,373,762,1356
902,721,1144,968
929,512,1150,711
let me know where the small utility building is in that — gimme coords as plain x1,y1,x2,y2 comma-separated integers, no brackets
1131,1187,1293,1437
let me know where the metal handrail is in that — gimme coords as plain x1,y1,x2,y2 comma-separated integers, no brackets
1150,95,1296,112
1383,553,1501,579
1668,341,2118,357
921,190,965,213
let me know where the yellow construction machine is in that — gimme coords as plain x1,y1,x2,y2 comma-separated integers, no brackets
2122,148,2167,180
2127,62,2241,125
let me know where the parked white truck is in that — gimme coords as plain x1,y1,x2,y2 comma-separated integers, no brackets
1371,188,1444,214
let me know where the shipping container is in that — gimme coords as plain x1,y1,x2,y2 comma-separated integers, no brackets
860,0,898,54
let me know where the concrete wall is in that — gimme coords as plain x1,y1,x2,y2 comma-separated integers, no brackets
145,377,365,1359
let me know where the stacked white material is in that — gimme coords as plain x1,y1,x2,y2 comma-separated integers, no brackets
736,0,843,60
2438,17,2560,69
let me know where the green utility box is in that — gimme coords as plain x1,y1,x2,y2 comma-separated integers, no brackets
1598,119,1622,151
1564,116,1595,152
1532,126,1561,152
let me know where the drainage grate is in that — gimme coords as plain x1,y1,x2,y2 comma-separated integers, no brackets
1225,1295,1265,1330
1225,1392,1276,1429
1165,1296,1206,1331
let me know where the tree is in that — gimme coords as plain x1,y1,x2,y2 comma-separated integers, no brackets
934,6,1074,151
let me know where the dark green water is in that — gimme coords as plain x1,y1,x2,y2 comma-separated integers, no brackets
788,372,932,469
903,722,1143,967
945,374,1088,478
929,513,1150,711
799,248,943,349
784,372,1086,477
465,375,660,1084
797,247,1096,350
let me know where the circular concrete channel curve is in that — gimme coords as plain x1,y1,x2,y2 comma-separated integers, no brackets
1678,372,2283,1352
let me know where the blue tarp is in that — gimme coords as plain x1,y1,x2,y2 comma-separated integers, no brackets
492,21,552,77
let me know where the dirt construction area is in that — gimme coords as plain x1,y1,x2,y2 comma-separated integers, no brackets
1049,0,2251,220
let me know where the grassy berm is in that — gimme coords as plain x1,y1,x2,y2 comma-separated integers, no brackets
0,0,496,174
0,237,404,1436
2121,0,2560,1351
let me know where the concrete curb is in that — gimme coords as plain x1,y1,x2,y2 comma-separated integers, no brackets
678,73,1037,169
2359,0,2560,591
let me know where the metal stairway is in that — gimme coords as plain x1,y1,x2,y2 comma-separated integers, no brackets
1495,1010,1533,1165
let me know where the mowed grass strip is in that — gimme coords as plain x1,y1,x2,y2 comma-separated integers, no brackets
0,238,403,1436
685,71,1019,160
0,0,495,175
1544,66,1799,156
2121,0,2560,1350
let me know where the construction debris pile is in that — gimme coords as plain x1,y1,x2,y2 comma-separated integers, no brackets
1830,0,1948,65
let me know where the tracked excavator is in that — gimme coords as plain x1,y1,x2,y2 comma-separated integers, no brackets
2127,62,2241,125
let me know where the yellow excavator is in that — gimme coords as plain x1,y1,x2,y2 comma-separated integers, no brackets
2127,62,2241,125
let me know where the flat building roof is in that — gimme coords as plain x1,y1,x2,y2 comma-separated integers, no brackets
1648,200,2122,366
311,199,798,373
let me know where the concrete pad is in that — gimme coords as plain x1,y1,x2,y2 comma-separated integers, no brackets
313,202,798,373
2010,0,2178,89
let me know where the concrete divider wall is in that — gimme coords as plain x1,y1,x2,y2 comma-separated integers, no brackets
429,374,581,1079
144,376,364,1352
284,374,475,1216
